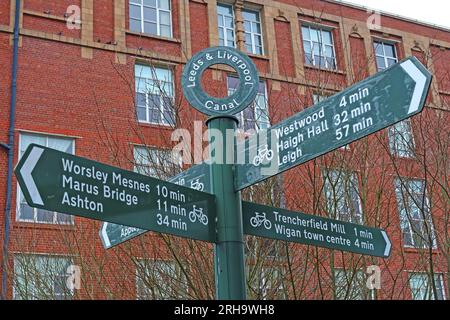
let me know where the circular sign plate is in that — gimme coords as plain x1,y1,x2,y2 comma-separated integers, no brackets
182,46,260,116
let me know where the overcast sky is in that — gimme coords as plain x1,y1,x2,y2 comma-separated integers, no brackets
336,0,450,29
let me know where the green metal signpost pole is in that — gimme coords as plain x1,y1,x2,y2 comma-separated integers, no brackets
207,115,246,300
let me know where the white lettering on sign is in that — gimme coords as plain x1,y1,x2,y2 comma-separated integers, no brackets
205,98,240,111
60,158,151,213
251,210,377,252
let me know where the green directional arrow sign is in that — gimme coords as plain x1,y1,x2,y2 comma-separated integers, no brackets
242,201,391,258
235,57,432,190
100,163,212,249
15,145,216,243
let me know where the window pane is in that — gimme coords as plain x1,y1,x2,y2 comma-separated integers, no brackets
130,19,142,32
324,46,334,58
137,106,147,121
158,0,170,10
19,203,34,221
387,58,397,67
21,135,46,155
310,28,319,42
245,33,252,45
304,53,313,65
37,209,54,223
376,56,386,70
374,42,383,55
321,30,332,45
149,108,161,123
162,97,175,125
242,10,257,22
224,17,234,28
130,5,142,19
255,35,262,47
217,4,233,16
56,213,72,224
160,25,171,37
301,26,310,40
227,76,240,91
303,41,311,54
227,30,234,42
143,7,156,21
244,21,251,31
160,11,170,25
384,43,395,58
144,0,156,6
144,22,157,34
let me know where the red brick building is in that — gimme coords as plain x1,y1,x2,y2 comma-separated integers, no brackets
0,0,449,300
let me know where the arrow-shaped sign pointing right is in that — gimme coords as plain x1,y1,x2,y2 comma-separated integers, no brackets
400,59,428,114
381,230,392,258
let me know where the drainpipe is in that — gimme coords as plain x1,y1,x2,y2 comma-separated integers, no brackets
1,0,21,300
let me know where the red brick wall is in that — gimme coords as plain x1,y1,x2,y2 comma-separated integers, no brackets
274,20,295,78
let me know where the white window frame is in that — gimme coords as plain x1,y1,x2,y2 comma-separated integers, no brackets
389,119,416,158
243,8,264,55
301,24,337,70
323,170,364,225
373,40,398,71
395,178,437,249
227,77,270,131
135,64,175,126
409,273,446,300
13,253,74,300
217,3,236,48
129,0,173,38
16,133,75,225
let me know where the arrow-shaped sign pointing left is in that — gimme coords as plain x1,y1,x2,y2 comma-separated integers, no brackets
20,146,45,206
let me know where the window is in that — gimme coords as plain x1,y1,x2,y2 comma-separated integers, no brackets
134,146,181,179
301,25,337,70
13,254,73,300
17,133,74,224
247,264,286,300
389,119,415,158
227,77,269,131
323,170,363,224
136,259,188,300
217,3,235,47
129,0,172,37
334,269,369,300
135,64,175,126
374,41,398,71
395,179,437,249
312,93,328,105
409,273,446,300
243,9,263,55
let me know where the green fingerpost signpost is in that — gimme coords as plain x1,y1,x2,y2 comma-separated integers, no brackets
16,45,432,301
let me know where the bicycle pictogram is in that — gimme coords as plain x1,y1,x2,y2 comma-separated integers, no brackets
252,144,274,166
189,205,208,225
190,178,204,191
250,212,272,230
